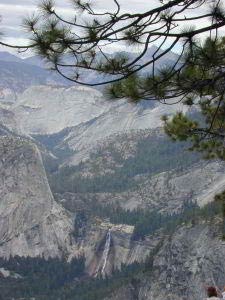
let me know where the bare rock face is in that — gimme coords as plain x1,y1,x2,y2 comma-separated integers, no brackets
58,159,225,216
121,161,225,211
12,85,106,135
72,220,161,277
137,221,225,300
0,136,75,258
0,105,19,134
11,85,187,154
0,136,156,272
105,220,225,300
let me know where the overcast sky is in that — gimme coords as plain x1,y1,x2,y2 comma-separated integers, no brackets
0,0,160,55
0,0,223,56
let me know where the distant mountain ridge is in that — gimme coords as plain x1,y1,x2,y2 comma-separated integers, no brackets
0,46,179,91
0,52,72,101
0,51,23,63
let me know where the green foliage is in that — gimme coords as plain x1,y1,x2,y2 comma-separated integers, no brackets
161,38,225,160
0,256,85,299
72,199,222,241
98,54,130,75
123,27,142,45
163,112,199,141
0,255,148,300
39,0,55,15
74,210,88,240
130,200,222,240
48,133,200,194
104,38,225,162
87,27,98,42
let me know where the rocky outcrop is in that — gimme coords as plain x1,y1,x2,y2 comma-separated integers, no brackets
63,101,185,166
0,136,158,272
12,85,106,135
72,219,161,277
123,161,225,211
0,136,76,258
57,160,225,215
0,53,71,101
11,85,187,158
145,220,225,300
106,219,225,300
0,60,47,98
2,51,225,300
0,105,18,133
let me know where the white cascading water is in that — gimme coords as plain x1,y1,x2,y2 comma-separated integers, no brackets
101,229,111,275
95,229,111,277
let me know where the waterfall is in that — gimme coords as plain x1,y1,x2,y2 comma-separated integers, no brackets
101,229,111,275
95,229,111,277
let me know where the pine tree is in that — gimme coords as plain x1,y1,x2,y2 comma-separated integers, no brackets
1,1,225,154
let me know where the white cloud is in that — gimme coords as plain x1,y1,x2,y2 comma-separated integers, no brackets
0,0,224,56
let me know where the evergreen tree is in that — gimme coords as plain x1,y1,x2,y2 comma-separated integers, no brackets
1,1,225,155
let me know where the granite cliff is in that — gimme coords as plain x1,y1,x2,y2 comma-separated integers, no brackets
105,220,225,300
0,56,225,299
0,135,159,276
0,136,75,258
